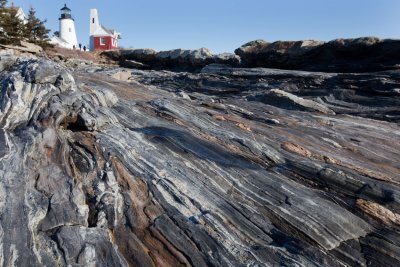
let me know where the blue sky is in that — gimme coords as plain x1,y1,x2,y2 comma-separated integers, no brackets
12,0,400,53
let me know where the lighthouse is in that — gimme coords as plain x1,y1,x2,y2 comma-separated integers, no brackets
59,4,78,48
51,4,78,49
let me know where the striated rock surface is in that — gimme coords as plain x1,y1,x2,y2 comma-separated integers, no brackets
235,37,400,72
0,51,399,266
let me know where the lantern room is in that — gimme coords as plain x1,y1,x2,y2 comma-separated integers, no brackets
60,4,72,20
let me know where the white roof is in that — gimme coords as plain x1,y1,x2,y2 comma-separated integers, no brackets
4,7,27,23
50,36,74,49
92,24,111,36
92,24,121,39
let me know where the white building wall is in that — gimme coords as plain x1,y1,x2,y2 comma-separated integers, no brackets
90,9,99,36
16,8,27,24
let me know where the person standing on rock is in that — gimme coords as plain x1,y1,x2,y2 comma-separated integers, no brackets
83,46,87,52
79,43,82,50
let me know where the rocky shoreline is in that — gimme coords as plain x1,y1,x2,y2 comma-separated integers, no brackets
0,41,399,266
102,37,400,73
101,47,241,71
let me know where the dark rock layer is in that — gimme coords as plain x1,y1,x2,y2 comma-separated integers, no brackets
101,37,400,73
0,53,399,266
102,48,241,71
235,37,400,72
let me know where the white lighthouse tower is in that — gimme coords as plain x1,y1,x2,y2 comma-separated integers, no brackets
55,4,78,49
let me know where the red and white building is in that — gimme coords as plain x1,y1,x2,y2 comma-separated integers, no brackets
89,9,121,51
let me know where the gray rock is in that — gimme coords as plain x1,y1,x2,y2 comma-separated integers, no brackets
56,226,128,266
0,41,43,55
260,88,336,114
177,91,191,100
213,53,241,66
121,48,157,62
120,59,150,70
0,54,399,267
102,48,241,71
19,41,44,54
0,55,17,72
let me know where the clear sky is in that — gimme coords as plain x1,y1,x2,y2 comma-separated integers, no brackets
12,0,400,53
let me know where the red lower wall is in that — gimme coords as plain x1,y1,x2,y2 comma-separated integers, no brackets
93,36,118,51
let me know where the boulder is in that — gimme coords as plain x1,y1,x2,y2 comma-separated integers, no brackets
19,41,43,54
213,53,241,66
258,89,336,114
120,59,150,70
155,48,213,70
235,40,325,69
99,50,122,61
0,55,17,72
110,70,133,82
120,48,157,62
0,48,15,56
0,41,43,54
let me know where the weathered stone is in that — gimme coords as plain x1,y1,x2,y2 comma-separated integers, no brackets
19,41,44,54
120,59,150,70
0,53,399,267
213,53,241,66
0,55,17,72
120,48,157,62
261,88,336,114
0,41,43,55
102,48,241,71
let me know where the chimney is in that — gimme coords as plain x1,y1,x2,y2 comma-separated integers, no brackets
90,9,100,36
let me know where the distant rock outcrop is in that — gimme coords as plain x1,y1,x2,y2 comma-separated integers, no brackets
101,48,241,71
122,48,157,62
101,37,400,73
235,37,400,72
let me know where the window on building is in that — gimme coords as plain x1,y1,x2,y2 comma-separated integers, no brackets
69,28,71,32
92,18,95,23
100,37,106,45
